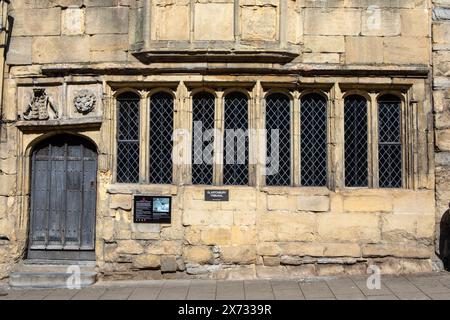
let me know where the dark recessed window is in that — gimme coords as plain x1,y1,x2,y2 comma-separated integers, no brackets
344,95,368,187
301,93,328,187
223,92,249,186
192,92,215,185
116,92,140,183
149,92,174,184
265,93,291,186
378,95,402,188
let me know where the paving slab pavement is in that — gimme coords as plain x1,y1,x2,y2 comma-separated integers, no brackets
1,272,450,300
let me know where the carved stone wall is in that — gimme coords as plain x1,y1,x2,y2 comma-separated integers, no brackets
0,0,442,280
433,0,450,269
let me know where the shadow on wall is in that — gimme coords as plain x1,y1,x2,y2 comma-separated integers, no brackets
440,204,450,271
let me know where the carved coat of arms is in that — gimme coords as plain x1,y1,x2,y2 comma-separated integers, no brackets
21,88,58,121
73,90,96,114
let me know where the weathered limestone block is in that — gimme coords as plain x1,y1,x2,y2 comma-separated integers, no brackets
109,194,132,210
32,36,90,64
103,243,118,262
316,264,345,276
304,9,361,36
304,36,345,53
317,213,380,242
146,241,183,255
116,240,144,255
241,5,278,41
303,53,340,64
84,0,118,7
34,0,84,7
343,195,391,212
0,157,17,175
267,195,297,211
233,211,256,225
6,37,32,65
86,7,129,35
256,242,281,256
132,254,160,269
436,112,450,129
90,34,129,52
433,6,450,21
401,259,433,273
297,195,330,212
160,255,178,273
199,227,232,245
434,152,450,166
381,214,417,242
279,242,324,257
361,9,401,36
262,256,281,266
11,8,61,36
433,22,450,45
62,7,85,35
286,265,316,277
231,226,256,245
259,212,316,242
362,244,432,258
416,216,435,240
384,37,430,64
194,3,234,40
183,209,234,226
256,265,289,279
323,243,361,257
221,245,256,264
183,246,214,264
0,175,15,196
436,129,450,151
100,218,114,241
345,36,384,64
152,2,189,41
286,0,302,44
402,9,430,37
392,192,435,215
213,265,256,280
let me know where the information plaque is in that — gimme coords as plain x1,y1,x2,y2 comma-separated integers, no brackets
133,195,171,223
205,190,229,201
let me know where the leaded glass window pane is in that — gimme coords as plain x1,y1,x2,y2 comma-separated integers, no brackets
378,95,402,188
117,92,140,183
149,92,174,184
266,93,291,186
223,92,249,186
344,95,368,187
192,92,215,185
301,93,328,186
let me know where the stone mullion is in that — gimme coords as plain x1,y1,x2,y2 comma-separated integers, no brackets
333,84,345,190
248,85,257,187
409,90,419,190
292,90,301,187
177,81,191,186
254,81,264,188
327,87,335,191
110,90,119,183
101,86,114,178
139,90,148,183
369,92,379,188
404,92,414,189
214,91,225,186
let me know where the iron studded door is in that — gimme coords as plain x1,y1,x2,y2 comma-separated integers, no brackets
28,135,97,260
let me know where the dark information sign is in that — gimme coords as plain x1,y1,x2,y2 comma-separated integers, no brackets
133,195,172,223
205,190,229,201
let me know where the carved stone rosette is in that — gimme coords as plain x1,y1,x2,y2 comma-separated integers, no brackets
73,89,96,114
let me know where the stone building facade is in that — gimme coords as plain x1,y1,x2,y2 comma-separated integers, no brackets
0,0,448,280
